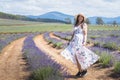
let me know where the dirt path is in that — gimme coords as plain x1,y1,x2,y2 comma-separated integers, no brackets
50,32,68,45
0,37,29,80
34,34,115,80
49,32,61,40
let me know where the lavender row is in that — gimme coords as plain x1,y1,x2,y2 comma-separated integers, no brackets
43,32,67,49
0,32,41,53
89,46,120,61
88,31,120,51
88,30,120,46
53,30,120,51
0,33,29,52
22,34,67,79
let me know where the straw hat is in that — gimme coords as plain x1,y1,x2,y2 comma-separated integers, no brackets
74,13,86,22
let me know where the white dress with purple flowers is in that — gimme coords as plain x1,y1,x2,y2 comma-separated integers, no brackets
61,23,99,70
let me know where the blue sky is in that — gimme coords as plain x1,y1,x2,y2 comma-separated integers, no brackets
0,0,120,17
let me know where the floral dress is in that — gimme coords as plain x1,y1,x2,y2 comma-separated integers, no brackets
61,23,100,70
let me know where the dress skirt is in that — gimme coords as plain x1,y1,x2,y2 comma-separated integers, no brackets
61,34,100,70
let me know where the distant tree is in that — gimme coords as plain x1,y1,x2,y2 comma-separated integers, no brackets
112,20,118,27
65,17,71,24
86,18,90,24
37,18,69,23
96,17,104,25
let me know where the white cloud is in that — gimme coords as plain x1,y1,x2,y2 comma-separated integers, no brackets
0,0,120,17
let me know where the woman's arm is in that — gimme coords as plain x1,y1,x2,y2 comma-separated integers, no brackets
82,23,88,46
68,26,75,45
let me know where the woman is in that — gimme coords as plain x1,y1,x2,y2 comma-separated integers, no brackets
61,13,99,77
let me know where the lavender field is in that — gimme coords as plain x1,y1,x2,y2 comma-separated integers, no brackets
0,19,120,79
1,0,120,79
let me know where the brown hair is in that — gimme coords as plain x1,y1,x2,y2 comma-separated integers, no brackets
74,13,86,28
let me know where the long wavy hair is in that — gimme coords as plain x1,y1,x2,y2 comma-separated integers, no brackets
74,14,85,28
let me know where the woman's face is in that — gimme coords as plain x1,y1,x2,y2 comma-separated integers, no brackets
78,15,84,23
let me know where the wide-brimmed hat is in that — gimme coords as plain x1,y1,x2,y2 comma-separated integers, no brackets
74,13,86,22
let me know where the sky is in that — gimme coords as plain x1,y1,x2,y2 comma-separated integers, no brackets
0,0,120,17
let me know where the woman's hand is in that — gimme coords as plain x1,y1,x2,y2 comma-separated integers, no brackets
82,41,86,46
67,42,70,45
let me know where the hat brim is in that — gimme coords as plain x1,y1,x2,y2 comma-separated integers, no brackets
74,13,86,22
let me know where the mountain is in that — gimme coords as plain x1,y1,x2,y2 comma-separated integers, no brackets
27,11,120,24
27,11,74,23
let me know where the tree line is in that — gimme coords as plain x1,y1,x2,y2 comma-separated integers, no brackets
64,17,119,26
0,12,32,20
86,17,118,26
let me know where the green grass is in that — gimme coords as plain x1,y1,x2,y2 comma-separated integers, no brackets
90,35,100,39
88,25,120,30
94,42,101,47
109,34,119,37
31,67,53,80
99,52,113,67
0,19,120,33
0,23,72,33
55,42,63,49
30,67,63,80
114,61,120,73
103,42,118,50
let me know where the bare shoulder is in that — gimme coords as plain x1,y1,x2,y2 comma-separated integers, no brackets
83,23,88,27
